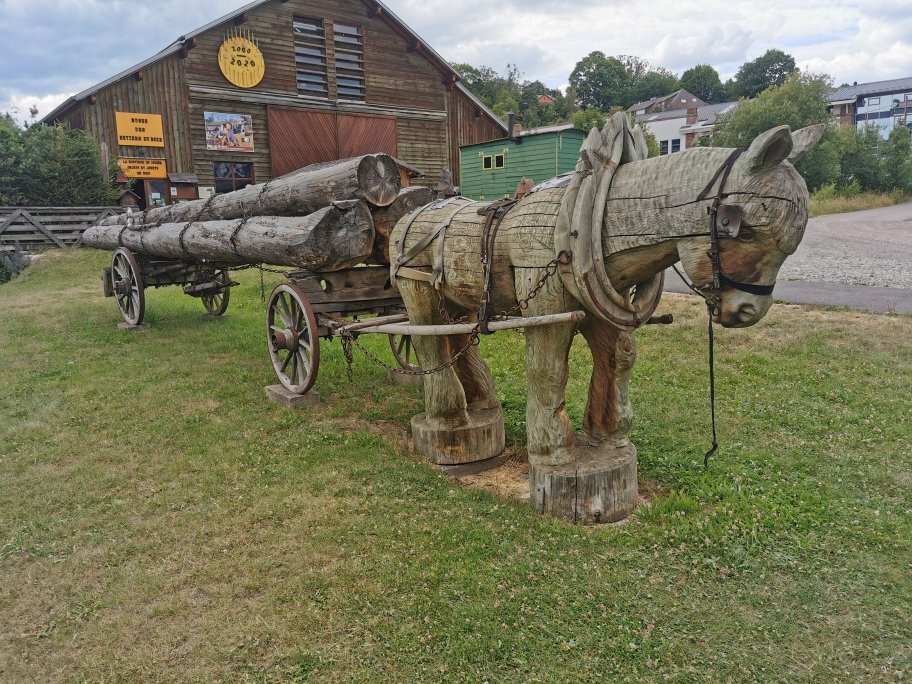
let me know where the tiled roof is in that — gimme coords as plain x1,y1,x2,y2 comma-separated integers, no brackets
828,77,912,102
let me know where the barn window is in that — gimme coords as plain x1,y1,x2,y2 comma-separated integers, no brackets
213,162,253,193
334,23,365,101
294,17,329,96
494,154,505,169
482,155,493,170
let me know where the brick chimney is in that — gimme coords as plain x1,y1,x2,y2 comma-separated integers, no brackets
684,106,698,148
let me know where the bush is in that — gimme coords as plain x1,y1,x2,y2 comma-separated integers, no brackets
0,116,118,206
0,245,28,284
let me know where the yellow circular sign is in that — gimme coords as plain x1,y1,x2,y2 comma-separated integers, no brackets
218,36,265,88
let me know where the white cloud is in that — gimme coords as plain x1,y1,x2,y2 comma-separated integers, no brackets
0,0,909,116
2,91,77,123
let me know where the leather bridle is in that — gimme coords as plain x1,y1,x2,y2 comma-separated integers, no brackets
694,148,776,300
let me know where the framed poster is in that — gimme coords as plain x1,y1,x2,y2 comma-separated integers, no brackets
205,111,255,153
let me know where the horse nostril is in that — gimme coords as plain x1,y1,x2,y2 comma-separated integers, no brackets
737,303,758,321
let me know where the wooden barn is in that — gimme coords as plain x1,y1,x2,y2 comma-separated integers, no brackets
41,0,506,209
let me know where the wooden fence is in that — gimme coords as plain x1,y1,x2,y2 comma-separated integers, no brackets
0,207,124,251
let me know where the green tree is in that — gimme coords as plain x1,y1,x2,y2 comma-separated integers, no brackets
731,49,797,99
0,114,26,205
837,125,886,191
0,119,117,206
709,71,838,190
569,52,631,110
680,64,727,103
571,108,607,131
884,124,912,191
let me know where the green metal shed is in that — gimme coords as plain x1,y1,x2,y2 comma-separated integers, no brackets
458,124,586,201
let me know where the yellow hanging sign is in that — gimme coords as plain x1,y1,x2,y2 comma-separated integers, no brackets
115,112,164,147
218,30,265,89
118,158,168,179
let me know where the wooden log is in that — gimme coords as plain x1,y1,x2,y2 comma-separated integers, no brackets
82,202,375,270
100,154,401,227
368,186,435,264
530,439,638,524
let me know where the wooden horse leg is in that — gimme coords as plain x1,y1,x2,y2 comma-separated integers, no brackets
452,334,500,411
515,267,578,468
396,278,468,429
579,318,637,447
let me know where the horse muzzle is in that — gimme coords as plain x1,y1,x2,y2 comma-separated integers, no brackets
711,291,773,327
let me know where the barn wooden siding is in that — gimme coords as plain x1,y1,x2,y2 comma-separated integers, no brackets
67,55,194,174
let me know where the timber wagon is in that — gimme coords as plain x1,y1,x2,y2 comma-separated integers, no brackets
84,154,430,392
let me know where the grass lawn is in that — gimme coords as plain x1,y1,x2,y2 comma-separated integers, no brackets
1,249,910,683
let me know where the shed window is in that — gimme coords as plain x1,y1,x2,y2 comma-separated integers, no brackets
671,139,681,153
213,162,253,194
482,155,493,170
334,23,365,101
294,17,328,96
494,154,505,169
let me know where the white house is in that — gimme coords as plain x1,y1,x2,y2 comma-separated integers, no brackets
636,102,738,154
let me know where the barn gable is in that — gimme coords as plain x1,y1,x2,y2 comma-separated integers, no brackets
42,0,505,204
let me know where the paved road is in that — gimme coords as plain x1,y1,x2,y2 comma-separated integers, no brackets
664,201,912,314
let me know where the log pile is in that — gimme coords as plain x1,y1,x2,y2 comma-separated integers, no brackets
83,154,435,272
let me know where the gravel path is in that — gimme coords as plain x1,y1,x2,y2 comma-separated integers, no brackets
780,201,912,288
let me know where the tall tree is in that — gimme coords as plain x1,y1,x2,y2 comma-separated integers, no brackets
732,49,797,99
569,52,631,111
709,71,839,190
680,64,726,103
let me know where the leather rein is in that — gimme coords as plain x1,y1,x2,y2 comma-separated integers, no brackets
674,148,777,468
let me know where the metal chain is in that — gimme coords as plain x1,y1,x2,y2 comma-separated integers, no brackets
340,250,572,380
340,327,479,380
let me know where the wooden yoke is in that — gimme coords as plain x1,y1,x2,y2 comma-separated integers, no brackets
553,112,664,331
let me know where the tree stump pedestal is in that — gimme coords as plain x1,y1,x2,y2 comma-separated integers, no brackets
530,438,637,524
411,406,504,465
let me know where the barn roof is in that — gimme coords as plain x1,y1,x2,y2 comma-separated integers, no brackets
41,0,507,132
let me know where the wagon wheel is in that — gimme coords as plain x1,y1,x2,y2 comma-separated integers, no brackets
201,271,231,316
266,282,320,395
388,334,419,371
111,247,145,326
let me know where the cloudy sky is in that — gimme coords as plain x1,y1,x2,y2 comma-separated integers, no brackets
2,0,910,121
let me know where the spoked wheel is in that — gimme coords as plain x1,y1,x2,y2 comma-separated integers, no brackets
201,271,231,316
266,282,320,395
111,247,145,325
388,334,419,371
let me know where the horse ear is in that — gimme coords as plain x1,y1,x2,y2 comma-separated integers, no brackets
788,124,826,163
743,125,793,174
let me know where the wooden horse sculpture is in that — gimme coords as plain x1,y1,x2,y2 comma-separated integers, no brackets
390,112,824,523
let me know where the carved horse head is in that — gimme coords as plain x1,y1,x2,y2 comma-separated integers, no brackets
674,125,824,327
